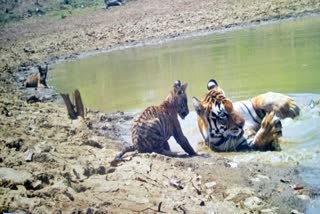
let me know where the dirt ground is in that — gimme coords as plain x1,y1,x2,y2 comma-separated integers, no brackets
1,0,320,213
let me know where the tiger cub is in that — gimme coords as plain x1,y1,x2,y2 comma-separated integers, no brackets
193,79,300,152
24,64,48,88
114,80,197,161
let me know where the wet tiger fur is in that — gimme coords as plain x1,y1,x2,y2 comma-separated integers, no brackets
114,80,197,160
24,64,48,88
192,79,300,152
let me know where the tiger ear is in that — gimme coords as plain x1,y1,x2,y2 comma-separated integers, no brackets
207,79,218,90
181,83,188,91
173,80,181,91
192,97,204,115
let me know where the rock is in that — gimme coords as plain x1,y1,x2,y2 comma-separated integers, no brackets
27,95,40,103
23,47,35,54
224,187,252,202
5,139,23,151
292,184,304,190
291,209,303,214
83,166,95,177
31,180,43,190
0,168,32,186
225,161,238,168
106,167,116,174
72,165,87,180
82,140,103,149
205,181,217,189
33,153,54,162
296,194,310,201
96,166,106,175
260,207,280,213
251,174,270,183
85,208,94,214
243,196,265,210
127,194,149,204
35,172,53,184
24,149,34,162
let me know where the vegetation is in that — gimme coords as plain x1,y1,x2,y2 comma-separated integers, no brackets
0,0,103,24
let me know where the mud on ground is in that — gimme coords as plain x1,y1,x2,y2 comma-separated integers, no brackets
1,0,320,213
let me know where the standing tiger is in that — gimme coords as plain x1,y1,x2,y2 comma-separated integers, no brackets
192,79,300,152
24,64,48,88
114,80,197,161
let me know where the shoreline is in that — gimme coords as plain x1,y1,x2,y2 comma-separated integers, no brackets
26,11,320,70
1,0,320,212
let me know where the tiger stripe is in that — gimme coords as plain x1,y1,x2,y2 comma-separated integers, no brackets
114,80,196,161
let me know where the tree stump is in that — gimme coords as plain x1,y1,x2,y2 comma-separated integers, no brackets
61,89,85,119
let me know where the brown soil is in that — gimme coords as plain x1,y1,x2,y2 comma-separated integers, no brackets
1,0,320,213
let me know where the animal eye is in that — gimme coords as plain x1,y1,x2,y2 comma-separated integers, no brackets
178,90,182,95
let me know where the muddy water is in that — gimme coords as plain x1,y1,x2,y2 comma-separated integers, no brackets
50,15,320,113
50,15,320,212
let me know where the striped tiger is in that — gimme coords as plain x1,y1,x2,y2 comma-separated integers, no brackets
114,80,197,161
24,64,48,88
192,79,300,152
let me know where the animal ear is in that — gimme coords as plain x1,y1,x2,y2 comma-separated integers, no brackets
174,80,181,88
207,79,218,90
192,97,204,115
173,80,183,93
181,83,188,91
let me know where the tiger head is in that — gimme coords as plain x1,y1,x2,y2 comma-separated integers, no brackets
38,64,48,84
192,79,245,145
173,80,189,119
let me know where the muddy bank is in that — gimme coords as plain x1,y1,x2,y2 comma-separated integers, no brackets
1,0,320,73
1,0,320,213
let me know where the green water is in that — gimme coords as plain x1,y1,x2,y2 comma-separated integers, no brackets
50,15,320,113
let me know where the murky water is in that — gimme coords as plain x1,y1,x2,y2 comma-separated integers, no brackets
50,15,320,113
50,15,320,212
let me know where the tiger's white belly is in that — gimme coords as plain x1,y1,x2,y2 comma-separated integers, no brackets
234,100,263,132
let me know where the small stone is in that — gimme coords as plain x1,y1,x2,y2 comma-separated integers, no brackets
292,184,304,190
205,181,217,189
297,194,310,201
96,166,106,175
32,180,43,190
106,167,116,174
85,208,94,214
24,149,34,162
243,196,265,210
291,209,303,214
226,161,238,168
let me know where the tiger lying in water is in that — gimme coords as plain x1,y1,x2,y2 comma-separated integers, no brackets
114,80,197,161
192,79,300,152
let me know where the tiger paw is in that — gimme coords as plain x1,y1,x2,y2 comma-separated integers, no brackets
253,111,282,151
253,92,300,119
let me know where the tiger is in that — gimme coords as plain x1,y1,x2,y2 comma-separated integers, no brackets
24,64,48,88
192,79,300,152
114,80,197,161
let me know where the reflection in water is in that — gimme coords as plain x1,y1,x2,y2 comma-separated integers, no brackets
50,15,320,213
50,16,320,113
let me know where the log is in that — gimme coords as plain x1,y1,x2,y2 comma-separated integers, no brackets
61,89,85,119
74,89,85,119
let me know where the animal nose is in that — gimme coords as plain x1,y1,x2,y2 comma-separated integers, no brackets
181,112,187,118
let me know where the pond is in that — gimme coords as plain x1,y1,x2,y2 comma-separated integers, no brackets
50,15,320,213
